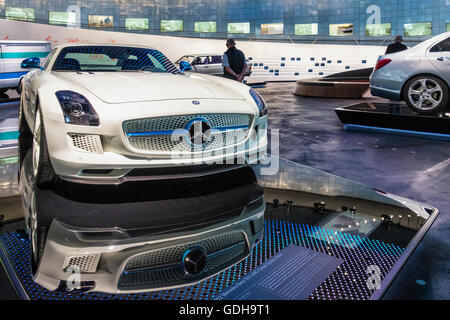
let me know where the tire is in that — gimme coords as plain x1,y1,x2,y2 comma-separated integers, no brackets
16,81,22,95
404,75,449,115
18,95,33,181
18,93,32,136
32,106,57,186
29,188,47,276
19,150,47,276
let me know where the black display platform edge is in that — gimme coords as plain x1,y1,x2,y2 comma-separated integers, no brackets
371,206,439,300
335,104,450,138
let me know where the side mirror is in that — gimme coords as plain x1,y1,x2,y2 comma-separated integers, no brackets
179,60,192,72
21,57,40,69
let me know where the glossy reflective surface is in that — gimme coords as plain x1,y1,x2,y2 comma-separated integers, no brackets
0,151,438,300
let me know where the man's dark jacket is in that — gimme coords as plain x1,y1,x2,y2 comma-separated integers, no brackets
224,47,245,79
385,42,407,54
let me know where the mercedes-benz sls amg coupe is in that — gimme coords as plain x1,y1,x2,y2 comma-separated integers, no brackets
19,44,268,186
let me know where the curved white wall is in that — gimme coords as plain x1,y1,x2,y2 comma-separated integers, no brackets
0,19,386,82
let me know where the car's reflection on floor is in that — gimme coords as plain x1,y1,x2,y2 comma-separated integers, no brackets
0,152,438,299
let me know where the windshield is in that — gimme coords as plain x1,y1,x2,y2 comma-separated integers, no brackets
52,46,180,73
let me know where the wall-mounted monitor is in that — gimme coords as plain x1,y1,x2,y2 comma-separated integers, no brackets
329,23,354,36
366,23,391,36
261,23,284,35
404,22,432,36
49,12,77,25
194,21,217,33
88,15,113,28
125,18,149,30
228,22,250,34
5,7,35,21
294,23,318,36
446,23,450,32
160,20,183,32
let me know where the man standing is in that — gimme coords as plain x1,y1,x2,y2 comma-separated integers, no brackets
222,39,248,82
385,35,407,54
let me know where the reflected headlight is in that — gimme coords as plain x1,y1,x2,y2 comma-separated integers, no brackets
249,88,268,117
55,91,99,126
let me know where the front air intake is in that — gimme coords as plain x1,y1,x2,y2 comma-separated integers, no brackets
63,254,101,273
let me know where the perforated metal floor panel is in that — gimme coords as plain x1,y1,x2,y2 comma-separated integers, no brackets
0,219,403,300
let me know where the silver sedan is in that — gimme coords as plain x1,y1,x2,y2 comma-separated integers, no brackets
370,31,450,115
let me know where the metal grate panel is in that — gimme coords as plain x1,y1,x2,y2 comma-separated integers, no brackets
118,232,248,290
63,254,101,273
68,134,103,154
124,232,246,271
123,114,251,153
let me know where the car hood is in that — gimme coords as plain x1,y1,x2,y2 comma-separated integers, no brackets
53,72,246,103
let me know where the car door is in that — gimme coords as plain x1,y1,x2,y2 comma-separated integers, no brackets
426,36,450,84
208,55,224,75
191,56,209,74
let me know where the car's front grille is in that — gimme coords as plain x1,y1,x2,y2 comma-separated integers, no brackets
118,231,249,290
123,114,252,153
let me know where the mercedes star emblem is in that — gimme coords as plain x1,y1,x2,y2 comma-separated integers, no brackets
188,120,212,146
183,248,207,275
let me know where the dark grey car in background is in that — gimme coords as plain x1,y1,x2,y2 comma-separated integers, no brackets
370,31,450,115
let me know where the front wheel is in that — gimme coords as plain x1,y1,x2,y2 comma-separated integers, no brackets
32,107,57,186
404,76,449,115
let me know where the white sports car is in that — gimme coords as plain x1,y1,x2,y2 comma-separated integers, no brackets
19,44,268,186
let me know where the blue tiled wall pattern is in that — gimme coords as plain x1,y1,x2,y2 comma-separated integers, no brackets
1,0,449,41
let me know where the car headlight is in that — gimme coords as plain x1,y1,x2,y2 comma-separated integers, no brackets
249,88,268,117
55,91,99,126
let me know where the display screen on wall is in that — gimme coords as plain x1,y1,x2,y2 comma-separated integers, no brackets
49,12,77,25
329,23,354,36
366,23,391,36
88,15,114,28
447,23,450,32
404,23,432,36
294,23,318,35
194,21,217,33
160,20,183,32
5,7,35,21
228,22,250,34
125,18,149,30
261,23,284,35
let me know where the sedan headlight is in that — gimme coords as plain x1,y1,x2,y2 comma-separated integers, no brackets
55,91,99,126
249,88,268,117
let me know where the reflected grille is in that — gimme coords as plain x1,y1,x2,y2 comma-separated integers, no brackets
118,231,248,290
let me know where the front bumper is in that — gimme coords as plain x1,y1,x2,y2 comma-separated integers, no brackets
34,208,265,294
43,113,268,184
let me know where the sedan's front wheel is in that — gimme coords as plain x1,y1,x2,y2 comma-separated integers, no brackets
404,76,449,115
32,107,57,186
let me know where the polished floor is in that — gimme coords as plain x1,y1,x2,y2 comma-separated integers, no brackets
0,84,449,299
258,83,449,300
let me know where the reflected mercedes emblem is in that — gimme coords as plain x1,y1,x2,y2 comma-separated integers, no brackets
188,120,211,145
183,248,207,275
